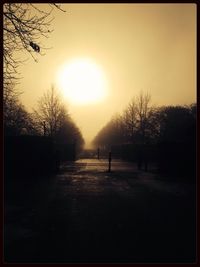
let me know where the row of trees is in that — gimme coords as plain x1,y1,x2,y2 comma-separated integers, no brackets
93,92,196,149
3,4,85,152
4,87,85,151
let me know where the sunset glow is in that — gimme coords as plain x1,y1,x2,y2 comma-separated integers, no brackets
57,58,108,105
16,4,196,146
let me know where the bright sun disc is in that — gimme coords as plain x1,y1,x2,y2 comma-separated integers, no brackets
57,58,107,105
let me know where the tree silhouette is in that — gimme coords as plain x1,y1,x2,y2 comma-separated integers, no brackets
33,86,85,150
4,97,38,136
93,93,196,150
33,86,69,137
156,104,196,143
3,3,65,97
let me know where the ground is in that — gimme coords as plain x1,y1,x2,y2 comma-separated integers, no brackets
4,159,196,263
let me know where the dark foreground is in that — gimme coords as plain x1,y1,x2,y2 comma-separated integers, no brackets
4,159,196,263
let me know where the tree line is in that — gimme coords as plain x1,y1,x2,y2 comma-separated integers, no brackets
92,92,196,178
93,92,196,148
3,3,84,153
4,86,85,152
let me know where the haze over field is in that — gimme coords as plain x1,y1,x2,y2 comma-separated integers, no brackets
17,4,196,147
4,4,197,263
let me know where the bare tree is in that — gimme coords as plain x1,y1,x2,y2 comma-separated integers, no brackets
33,86,85,150
119,92,153,144
135,92,152,144
93,92,156,147
3,3,65,96
122,100,137,142
33,86,68,137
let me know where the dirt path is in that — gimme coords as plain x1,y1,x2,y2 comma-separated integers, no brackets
4,159,196,263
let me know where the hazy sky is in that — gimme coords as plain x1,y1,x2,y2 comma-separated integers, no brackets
18,4,196,147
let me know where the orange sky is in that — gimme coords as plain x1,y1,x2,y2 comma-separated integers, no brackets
17,4,196,147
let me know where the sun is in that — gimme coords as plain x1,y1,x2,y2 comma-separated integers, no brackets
56,58,108,105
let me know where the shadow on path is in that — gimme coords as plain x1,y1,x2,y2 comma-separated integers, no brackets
4,159,196,263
